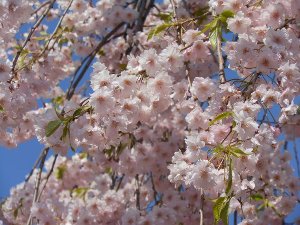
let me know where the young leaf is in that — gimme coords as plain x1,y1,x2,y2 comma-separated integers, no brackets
147,23,174,40
71,187,89,200
220,198,230,225
220,10,235,19
98,49,106,56
51,96,64,107
231,120,237,128
73,107,83,118
60,125,69,141
79,152,88,159
198,17,219,35
46,120,62,137
209,25,221,49
213,196,227,224
13,208,19,218
209,111,233,126
0,105,4,113
225,158,233,195
250,193,264,201
119,63,127,71
230,147,251,158
213,144,225,154
155,13,173,22
193,6,209,17
55,165,66,180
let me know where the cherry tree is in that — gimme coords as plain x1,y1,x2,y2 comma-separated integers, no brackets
0,0,299,224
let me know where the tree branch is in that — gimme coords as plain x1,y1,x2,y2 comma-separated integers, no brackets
37,154,59,201
39,0,74,56
10,0,56,77
216,25,226,84
66,22,125,100
135,174,141,210
26,147,49,225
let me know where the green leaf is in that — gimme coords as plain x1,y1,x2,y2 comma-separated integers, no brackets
119,63,127,71
51,96,64,106
147,23,174,40
212,144,225,154
73,108,83,118
40,31,48,36
79,152,88,159
213,196,227,224
13,208,19,218
117,142,128,155
58,37,69,46
71,187,89,200
220,10,235,19
220,199,230,225
73,105,91,119
230,147,251,158
13,198,23,218
231,120,237,128
33,36,48,41
45,120,62,137
209,111,234,126
209,25,221,49
155,12,173,22
0,105,4,113
105,167,113,175
198,17,219,35
225,158,233,195
98,49,105,56
250,193,264,201
60,125,68,141
55,165,66,180
193,6,209,17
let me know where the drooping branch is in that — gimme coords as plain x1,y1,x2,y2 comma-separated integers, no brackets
216,24,226,84
135,174,141,210
66,22,126,100
26,147,50,225
25,147,47,183
10,0,56,77
37,154,59,201
31,0,52,16
134,0,155,32
39,0,74,56
66,0,156,100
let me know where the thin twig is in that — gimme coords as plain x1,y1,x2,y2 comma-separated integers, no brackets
234,210,238,225
37,154,59,201
39,0,74,56
25,149,46,182
199,209,203,225
200,188,204,225
135,0,155,31
31,0,51,16
170,0,181,43
275,18,296,31
26,147,49,225
135,174,141,210
116,174,125,192
66,22,125,100
216,25,226,83
150,172,158,202
11,0,56,76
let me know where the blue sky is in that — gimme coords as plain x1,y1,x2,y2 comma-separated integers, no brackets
0,1,299,224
